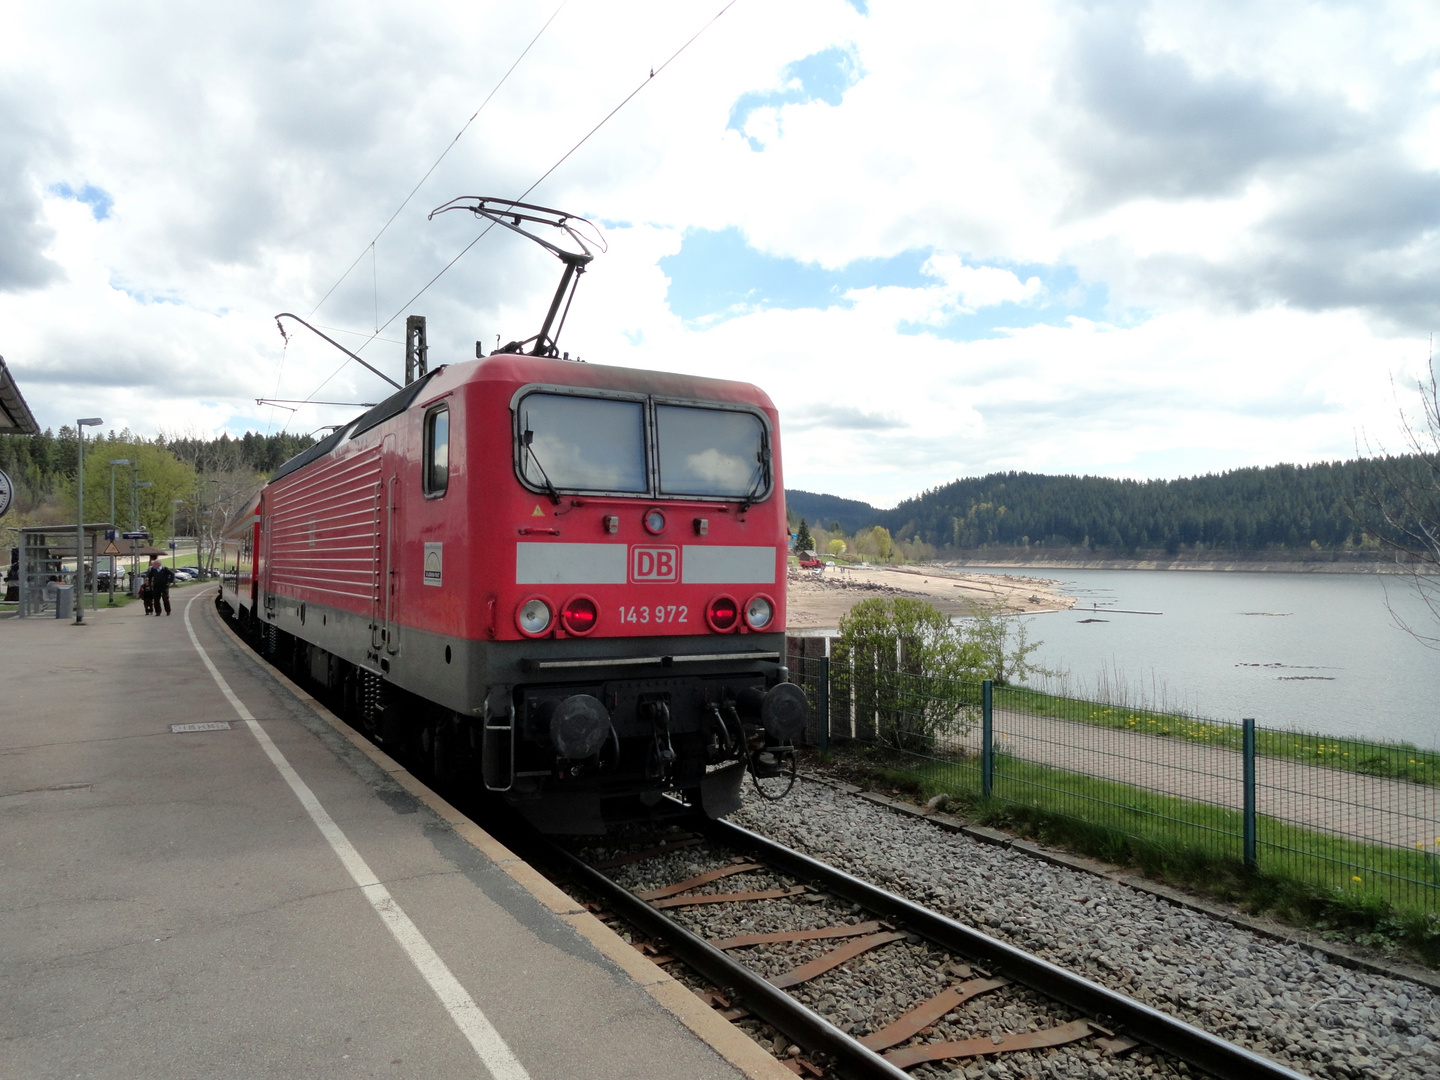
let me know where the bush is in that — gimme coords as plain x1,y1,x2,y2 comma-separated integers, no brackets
964,605,1047,684
833,598,984,751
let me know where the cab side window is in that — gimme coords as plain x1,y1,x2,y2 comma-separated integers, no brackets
424,405,449,497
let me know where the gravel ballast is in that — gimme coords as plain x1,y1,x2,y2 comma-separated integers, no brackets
728,778,1440,1080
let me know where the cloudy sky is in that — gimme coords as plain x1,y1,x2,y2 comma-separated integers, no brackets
3,0,1438,506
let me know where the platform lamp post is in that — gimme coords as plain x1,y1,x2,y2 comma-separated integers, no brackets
108,458,130,604
75,417,103,624
132,479,153,532
131,479,153,590
129,472,145,531
170,499,184,568
197,477,219,573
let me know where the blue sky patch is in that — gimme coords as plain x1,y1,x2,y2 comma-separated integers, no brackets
727,46,861,150
110,277,183,306
845,0,868,11
660,227,928,320
660,227,1112,338
49,182,113,221
899,264,1112,342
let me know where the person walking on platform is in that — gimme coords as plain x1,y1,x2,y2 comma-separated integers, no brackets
139,568,153,615
146,556,174,616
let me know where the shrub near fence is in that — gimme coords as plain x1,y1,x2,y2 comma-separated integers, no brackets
785,636,1440,923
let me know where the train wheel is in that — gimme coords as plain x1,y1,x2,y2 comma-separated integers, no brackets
339,667,360,727
432,712,467,786
414,717,436,782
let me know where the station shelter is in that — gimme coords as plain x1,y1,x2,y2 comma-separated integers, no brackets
13,524,116,617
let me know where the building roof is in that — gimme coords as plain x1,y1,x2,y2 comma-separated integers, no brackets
0,355,39,435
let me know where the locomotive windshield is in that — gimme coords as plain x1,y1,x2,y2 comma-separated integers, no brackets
519,394,648,493
656,405,766,499
515,390,770,500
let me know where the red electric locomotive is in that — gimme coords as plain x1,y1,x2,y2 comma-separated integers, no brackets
219,199,805,831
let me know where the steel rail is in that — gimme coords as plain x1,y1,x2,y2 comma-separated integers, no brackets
537,838,912,1080
704,817,1312,1080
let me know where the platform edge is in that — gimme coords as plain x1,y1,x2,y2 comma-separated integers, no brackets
209,603,797,1080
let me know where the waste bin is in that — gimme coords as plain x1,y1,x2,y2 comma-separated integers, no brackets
129,572,140,598
54,583,74,620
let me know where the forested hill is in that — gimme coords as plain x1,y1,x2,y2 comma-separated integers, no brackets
0,427,315,525
781,490,880,536
788,456,1420,556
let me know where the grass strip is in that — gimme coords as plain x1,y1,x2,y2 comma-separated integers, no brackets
994,685,1440,786
828,742,1440,964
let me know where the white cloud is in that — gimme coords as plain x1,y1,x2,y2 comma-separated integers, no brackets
0,0,1434,509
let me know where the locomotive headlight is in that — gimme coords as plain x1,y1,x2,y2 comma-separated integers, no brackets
744,594,774,630
517,597,553,636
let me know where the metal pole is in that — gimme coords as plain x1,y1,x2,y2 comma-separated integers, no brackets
108,458,129,606
982,680,994,798
76,436,83,622
818,656,830,753
132,477,153,589
17,532,26,618
74,418,103,623
109,469,115,605
170,499,183,568
1242,718,1257,868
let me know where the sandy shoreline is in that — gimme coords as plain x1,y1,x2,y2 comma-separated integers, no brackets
785,562,1075,632
942,557,1410,574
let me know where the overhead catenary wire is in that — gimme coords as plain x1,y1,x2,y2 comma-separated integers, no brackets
312,323,404,347
297,0,742,407
307,0,572,319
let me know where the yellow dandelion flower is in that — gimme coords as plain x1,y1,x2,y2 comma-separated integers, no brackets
1352,876,1363,884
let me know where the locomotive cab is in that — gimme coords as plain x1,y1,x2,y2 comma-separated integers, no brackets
482,366,799,830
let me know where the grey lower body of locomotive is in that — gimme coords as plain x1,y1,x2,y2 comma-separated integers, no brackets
228,586,806,832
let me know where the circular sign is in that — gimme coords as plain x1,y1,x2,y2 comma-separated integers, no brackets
0,468,13,520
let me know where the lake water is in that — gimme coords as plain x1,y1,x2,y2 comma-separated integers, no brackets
979,567,1440,748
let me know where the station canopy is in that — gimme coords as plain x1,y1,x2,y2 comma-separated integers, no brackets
0,355,39,435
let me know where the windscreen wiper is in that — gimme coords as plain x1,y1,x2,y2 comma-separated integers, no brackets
522,421,562,505
739,442,771,511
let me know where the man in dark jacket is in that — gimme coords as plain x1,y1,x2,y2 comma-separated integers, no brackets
146,556,174,616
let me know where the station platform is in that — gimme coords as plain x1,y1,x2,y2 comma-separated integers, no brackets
0,588,788,1080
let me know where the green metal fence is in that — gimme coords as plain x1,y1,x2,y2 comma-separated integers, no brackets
785,636,1440,918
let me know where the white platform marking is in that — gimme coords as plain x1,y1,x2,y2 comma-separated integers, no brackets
182,593,530,1080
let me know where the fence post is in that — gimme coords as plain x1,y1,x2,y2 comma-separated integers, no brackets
818,656,830,752
982,680,994,799
1242,717,1257,869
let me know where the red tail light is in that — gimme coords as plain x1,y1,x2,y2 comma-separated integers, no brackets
706,594,740,632
561,595,598,635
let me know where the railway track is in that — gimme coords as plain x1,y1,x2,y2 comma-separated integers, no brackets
241,629,1334,1079
514,810,1312,1080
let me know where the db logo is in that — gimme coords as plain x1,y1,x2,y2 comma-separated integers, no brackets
630,545,679,583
